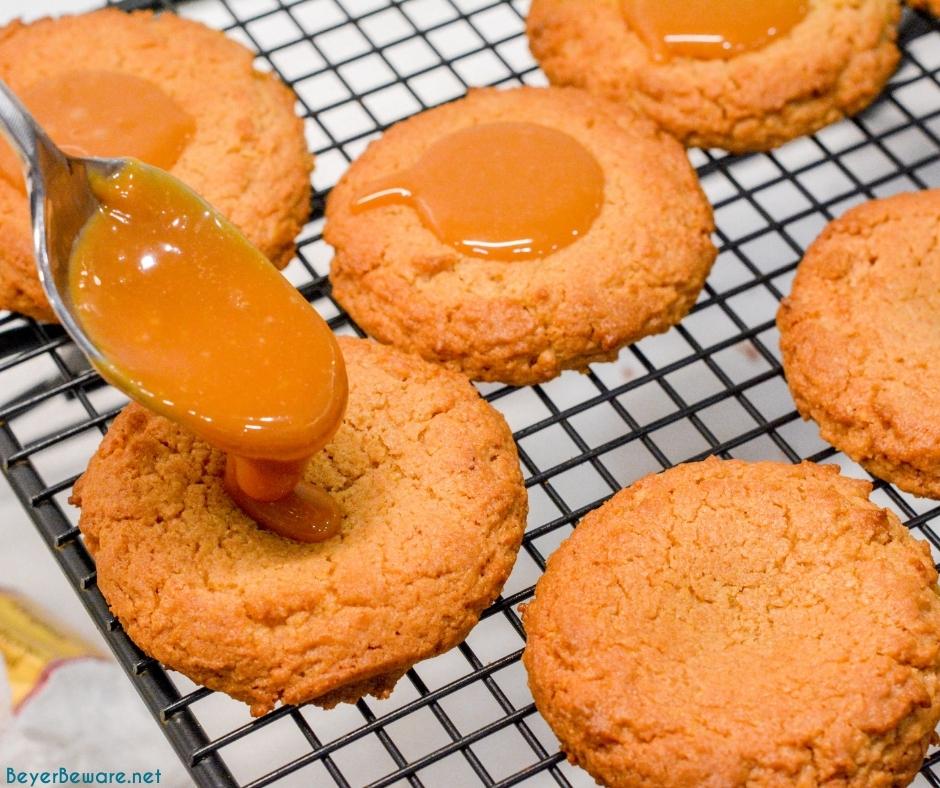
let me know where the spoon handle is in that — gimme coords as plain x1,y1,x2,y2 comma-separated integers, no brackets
0,80,67,189
0,79,98,345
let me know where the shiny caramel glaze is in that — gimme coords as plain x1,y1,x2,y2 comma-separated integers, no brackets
70,161,347,542
622,0,809,61
354,121,604,261
0,70,194,188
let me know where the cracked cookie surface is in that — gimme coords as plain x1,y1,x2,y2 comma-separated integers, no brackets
71,337,527,716
324,87,716,386
526,0,900,152
522,458,940,787
0,8,311,322
778,190,940,499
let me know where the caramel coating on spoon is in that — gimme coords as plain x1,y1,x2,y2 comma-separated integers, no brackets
69,161,347,542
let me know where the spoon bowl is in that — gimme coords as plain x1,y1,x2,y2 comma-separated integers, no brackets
0,79,350,541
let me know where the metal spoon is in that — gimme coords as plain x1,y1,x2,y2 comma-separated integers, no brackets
0,79,121,371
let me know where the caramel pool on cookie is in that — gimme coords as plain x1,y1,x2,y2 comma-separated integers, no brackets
353,121,604,261
621,0,808,61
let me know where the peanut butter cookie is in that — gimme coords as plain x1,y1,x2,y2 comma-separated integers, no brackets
325,87,716,386
523,458,940,787
526,0,901,152
778,190,940,499
72,337,527,716
0,9,311,322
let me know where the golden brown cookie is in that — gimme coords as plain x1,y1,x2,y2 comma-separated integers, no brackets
325,87,716,386
523,458,940,788
71,337,527,716
778,190,940,500
527,0,901,153
0,9,311,322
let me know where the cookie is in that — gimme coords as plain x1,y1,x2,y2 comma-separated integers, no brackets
71,337,527,716
778,190,940,499
0,9,311,322
325,87,716,386
526,0,901,152
522,458,940,787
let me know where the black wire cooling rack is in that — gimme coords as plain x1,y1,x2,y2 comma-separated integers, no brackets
2,0,940,785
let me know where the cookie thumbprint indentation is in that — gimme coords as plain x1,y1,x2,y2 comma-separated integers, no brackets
353,122,604,261
621,0,809,61
0,70,195,190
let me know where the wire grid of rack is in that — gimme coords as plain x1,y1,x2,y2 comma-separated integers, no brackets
2,0,940,785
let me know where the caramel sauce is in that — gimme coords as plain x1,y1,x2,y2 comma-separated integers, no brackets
69,161,347,543
0,70,194,190
353,122,604,261
622,0,809,61
224,459,343,542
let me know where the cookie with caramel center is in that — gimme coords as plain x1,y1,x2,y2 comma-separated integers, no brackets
325,87,716,386
0,9,311,322
526,0,901,152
